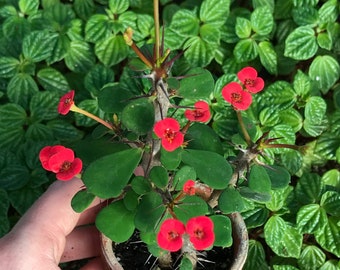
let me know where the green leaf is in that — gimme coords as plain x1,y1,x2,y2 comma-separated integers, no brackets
149,166,168,189
98,83,133,113
315,216,340,257
244,240,269,270
73,0,95,20
85,14,111,43
30,91,59,122
160,147,182,171
303,117,328,137
239,187,272,203
235,17,252,39
134,192,166,232
317,31,332,50
65,40,95,73
293,70,311,98
7,73,39,109
186,123,223,154
266,186,294,212
264,216,302,258
0,127,25,151
298,245,326,270
308,55,340,94
96,201,135,243
181,149,233,189
279,109,303,133
319,260,340,270
258,41,277,74
251,6,274,35
304,96,327,125
0,103,27,128
178,67,214,99
318,0,338,23
174,196,209,223
0,189,10,237
292,6,319,26
265,165,291,189
199,23,220,44
320,191,340,216
8,187,42,215
131,176,151,195
284,26,317,60
109,0,129,14
296,204,328,234
173,166,197,190
2,16,29,40
37,68,70,93
121,98,155,135
293,0,318,7
95,35,129,67
0,57,19,78
321,169,340,190
243,206,270,228
47,120,84,142
71,189,96,213
267,124,295,154
218,187,246,214
233,38,258,63
200,0,230,27
23,30,58,62
26,123,54,141
248,165,271,194
74,99,102,127
82,148,143,199
85,64,115,96
210,215,232,247
259,107,280,127
19,0,39,15
184,36,216,67
170,9,199,37
296,173,323,205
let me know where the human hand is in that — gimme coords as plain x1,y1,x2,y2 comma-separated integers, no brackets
0,178,106,270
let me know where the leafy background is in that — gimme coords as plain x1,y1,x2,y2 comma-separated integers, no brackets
0,0,339,269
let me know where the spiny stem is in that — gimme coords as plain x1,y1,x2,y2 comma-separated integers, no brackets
153,0,160,65
236,111,252,146
261,143,302,151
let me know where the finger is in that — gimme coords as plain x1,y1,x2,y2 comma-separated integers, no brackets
79,257,108,270
60,226,101,263
77,201,106,226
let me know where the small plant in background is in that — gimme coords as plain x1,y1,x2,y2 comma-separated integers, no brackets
0,0,340,269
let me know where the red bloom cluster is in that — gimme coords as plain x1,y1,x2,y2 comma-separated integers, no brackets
58,90,75,115
153,118,184,152
157,216,214,252
222,67,264,110
183,180,196,195
184,101,211,123
39,145,82,181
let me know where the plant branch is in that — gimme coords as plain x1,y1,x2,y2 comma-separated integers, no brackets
236,111,252,146
153,0,160,65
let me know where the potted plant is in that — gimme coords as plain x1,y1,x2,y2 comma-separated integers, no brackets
1,0,340,269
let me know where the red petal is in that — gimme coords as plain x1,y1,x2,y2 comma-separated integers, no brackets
222,82,252,110
183,180,196,195
186,216,215,250
221,82,243,103
161,131,184,152
39,145,66,171
234,91,252,110
58,90,75,115
157,219,185,252
153,118,181,138
56,158,83,181
246,77,265,93
185,101,211,122
237,66,257,82
48,148,75,173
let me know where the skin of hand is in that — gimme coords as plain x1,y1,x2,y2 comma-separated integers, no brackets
0,178,107,270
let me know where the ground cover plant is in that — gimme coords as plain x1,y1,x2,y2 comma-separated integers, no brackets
0,0,340,269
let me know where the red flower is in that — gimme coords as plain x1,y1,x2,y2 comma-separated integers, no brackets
184,101,211,122
58,90,75,115
237,66,264,93
222,82,252,110
186,216,215,250
39,145,82,181
183,180,196,195
157,219,186,252
153,118,184,152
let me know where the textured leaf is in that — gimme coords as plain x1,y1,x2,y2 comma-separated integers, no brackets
184,36,216,67
82,148,143,198
85,14,111,43
320,191,340,216
264,216,302,258
73,0,95,20
37,67,70,93
74,99,102,127
23,30,58,62
293,70,311,98
0,103,27,128
308,55,340,94
170,9,199,37
109,0,129,14
298,245,326,270
234,38,258,63
65,40,95,73
284,26,317,60
304,96,327,125
258,41,277,74
84,64,115,96
315,216,340,257
0,189,10,237
244,240,268,270
279,109,303,133
296,173,323,205
266,186,293,212
200,0,230,27
296,204,328,234
30,91,60,122
19,0,39,15
0,57,19,78
235,17,252,39
251,6,274,35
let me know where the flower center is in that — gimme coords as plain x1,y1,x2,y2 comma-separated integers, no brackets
193,109,203,119
194,228,204,239
244,78,255,86
60,161,72,172
65,98,73,105
231,93,242,103
164,128,175,143
167,230,179,241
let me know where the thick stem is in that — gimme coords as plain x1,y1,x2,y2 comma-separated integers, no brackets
153,0,160,65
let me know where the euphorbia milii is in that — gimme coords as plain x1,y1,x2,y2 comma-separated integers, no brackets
184,101,211,122
153,118,184,151
237,66,264,93
222,82,252,110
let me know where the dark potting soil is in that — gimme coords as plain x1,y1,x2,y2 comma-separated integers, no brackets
114,231,234,270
